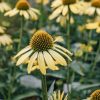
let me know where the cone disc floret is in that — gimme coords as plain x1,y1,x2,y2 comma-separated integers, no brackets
62,0,76,5
90,90,100,100
92,0,100,8
30,30,53,51
16,0,30,10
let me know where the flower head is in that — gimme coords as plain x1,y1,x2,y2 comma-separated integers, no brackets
16,0,30,10
85,16,100,33
62,0,76,5
49,0,82,20
14,30,72,75
84,0,100,16
49,90,68,100
92,0,100,8
0,0,11,13
5,0,40,20
0,26,12,46
86,89,100,100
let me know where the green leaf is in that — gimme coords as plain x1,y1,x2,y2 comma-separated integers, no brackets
76,83,100,91
70,61,85,76
13,90,40,100
47,69,67,79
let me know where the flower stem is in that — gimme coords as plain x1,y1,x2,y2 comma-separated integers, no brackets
18,17,23,51
91,40,100,72
41,75,48,100
66,4,71,100
66,4,71,50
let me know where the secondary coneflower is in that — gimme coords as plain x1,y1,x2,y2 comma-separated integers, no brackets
85,0,100,16
56,15,74,27
0,0,11,13
0,26,6,33
49,0,82,20
48,90,68,100
14,30,72,75
35,0,49,5
5,0,40,20
85,89,100,100
85,16,100,33
0,26,12,46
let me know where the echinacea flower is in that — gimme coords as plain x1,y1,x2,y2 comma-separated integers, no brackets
35,0,49,5
0,26,12,46
56,15,74,27
85,16,100,33
5,0,40,20
85,89,100,100
0,26,6,33
14,30,72,75
0,0,11,13
48,90,68,100
85,0,100,16
49,0,82,20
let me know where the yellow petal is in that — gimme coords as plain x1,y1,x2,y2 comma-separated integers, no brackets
27,52,38,73
70,5,79,14
96,8,100,16
43,51,57,70
16,50,33,66
62,6,68,16
38,52,46,75
14,46,31,58
49,49,67,66
96,27,100,33
54,47,72,61
49,6,63,20
54,44,73,55
86,22,99,29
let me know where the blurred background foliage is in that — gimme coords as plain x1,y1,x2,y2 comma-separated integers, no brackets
0,0,100,100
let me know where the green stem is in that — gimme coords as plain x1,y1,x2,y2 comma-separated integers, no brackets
84,31,92,61
39,2,44,28
66,4,71,100
66,4,71,50
18,17,23,51
91,40,100,72
41,75,48,100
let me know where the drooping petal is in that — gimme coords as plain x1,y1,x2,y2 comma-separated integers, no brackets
48,49,67,66
38,52,46,75
62,6,68,16
16,50,33,66
22,11,29,19
14,46,31,58
51,0,62,8
49,6,63,20
86,22,99,29
96,8,100,16
43,51,57,70
27,52,38,73
54,47,72,61
54,44,73,55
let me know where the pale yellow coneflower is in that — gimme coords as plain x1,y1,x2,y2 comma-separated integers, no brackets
35,0,49,5
0,26,12,46
85,89,100,100
14,30,72,75
49,0,83,20
85,16,100,33
85,0,100,16
56,15,74,27
49,90,68,100
5,0,40,20
0,0,11,13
